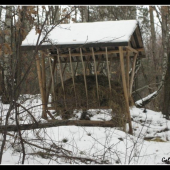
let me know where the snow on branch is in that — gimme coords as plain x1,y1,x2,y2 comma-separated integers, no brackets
135,91,157,107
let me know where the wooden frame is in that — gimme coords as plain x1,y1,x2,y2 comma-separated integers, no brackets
126,50,130,98
34,45,140,135
129,53,138,96
105,47,111,92
35,53,47,119
91,47,100,106
26,20,146,135
57,49,67,110
80,48,89,109
50,48,144,58
69,48,77,107
119,46,133,134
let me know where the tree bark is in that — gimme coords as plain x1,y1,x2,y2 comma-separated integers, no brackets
135,6,169,108
2,6,12,104
162,53,170,118
79,6,88,22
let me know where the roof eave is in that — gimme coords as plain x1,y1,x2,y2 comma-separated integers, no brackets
21,41,129,51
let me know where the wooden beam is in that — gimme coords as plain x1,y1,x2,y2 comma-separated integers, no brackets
62,62,68,77
119,46,133,135
105,47,111,92
46,58,57,103
41,51,46,104
69,48,77,107
49,55,145,63
125,46,138,54
21,42,129,51
80,48,88,109
91,47,100,106
74,62,79,76
129,34,137,49
48,57,56,107
136,48,144,52
57,49,67,110
126,50,130,98
129,53,138,96
50,49,127,57
35,54,47,119
135,26,144,47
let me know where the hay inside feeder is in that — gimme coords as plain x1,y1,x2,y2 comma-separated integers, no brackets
54,75,133,126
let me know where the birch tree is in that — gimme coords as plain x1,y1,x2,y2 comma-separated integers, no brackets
1,6,13,103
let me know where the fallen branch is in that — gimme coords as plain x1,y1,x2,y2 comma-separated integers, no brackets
0,120,118,132
27,151,103,164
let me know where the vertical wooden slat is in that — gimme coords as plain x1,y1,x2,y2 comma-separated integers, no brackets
129,53,137,96
57,49,67,109
109,54,112,73
105,47,111,92
46,58,57,103
48,57,56,106
69,48,77,107
35,53,47,119
74,62,79,76
80,48,88,109
119,46,133,135
91,47,100,106
41,51,46,104
97,61,100,73
62,62,68,77
126,51,130,98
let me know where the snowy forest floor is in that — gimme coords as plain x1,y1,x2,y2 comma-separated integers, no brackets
0,94,170,165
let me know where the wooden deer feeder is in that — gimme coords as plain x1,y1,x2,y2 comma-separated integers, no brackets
21,20,145,134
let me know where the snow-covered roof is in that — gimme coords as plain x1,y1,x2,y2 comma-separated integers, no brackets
22,20,138,47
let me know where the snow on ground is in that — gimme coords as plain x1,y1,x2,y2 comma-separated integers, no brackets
0,94,170,165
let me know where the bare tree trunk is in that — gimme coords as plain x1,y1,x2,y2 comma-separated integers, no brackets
162,53,170,118
149,6,157,68
53,6,60,24
2,6,12,103
0,6,2,20
162,6,170,118
79,6,88,22
135,6,169,108
146,6,158,109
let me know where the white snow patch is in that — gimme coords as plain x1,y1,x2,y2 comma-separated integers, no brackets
22,20,138,46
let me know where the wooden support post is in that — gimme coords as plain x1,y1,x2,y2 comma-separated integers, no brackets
85,61,90,75
80,48,88,109
57,49,67,110
46,58,57,103
91,47,100,106
35,53,47,119
129,53,137,96
109,54,113,73
119,46,133,135
97,61,101,72
126,51,130,98
74,62,79,76
105,47,111,92
41,51,46,103
50,49,133,57
62,62,68,77
125,46,138,54
69,48,77,107
48,57,56,108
